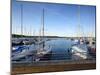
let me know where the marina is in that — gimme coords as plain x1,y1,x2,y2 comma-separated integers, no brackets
11,0,96,74
12,37,96,63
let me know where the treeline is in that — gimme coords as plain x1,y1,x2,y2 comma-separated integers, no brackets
12,34,95,39
12,34,59,38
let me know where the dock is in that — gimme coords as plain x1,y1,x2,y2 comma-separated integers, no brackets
11,59,96,75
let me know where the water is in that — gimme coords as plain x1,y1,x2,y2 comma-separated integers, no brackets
46,38,73,60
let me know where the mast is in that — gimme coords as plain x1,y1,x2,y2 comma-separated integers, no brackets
30,25,31,36
21,4,23,38
37,9,45,51
42,8,45,50
77,5,83,39
78,5,81,38
42,9,44,38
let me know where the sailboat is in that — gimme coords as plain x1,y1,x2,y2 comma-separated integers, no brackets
12,4,36,62
34,9,52,61
71,6,89,60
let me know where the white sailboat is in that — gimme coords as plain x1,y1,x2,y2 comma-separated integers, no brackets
71,6,89,60
12,4,36,62
35,9,52,61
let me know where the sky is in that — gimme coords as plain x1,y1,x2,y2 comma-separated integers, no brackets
12,0,96,37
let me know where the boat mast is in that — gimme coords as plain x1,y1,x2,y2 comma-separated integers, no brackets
21,4,23,38
77,5,83,39
37,8,45,51
42,8,45,50
30,25,31,36
42,9,44,38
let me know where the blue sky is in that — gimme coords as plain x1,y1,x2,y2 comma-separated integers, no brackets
12,0,96,37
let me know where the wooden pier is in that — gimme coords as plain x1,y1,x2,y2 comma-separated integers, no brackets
11,59,96,75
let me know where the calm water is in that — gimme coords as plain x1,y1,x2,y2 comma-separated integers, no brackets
46,38,73,60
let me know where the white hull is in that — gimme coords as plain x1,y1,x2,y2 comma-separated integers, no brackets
71,44,88,60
